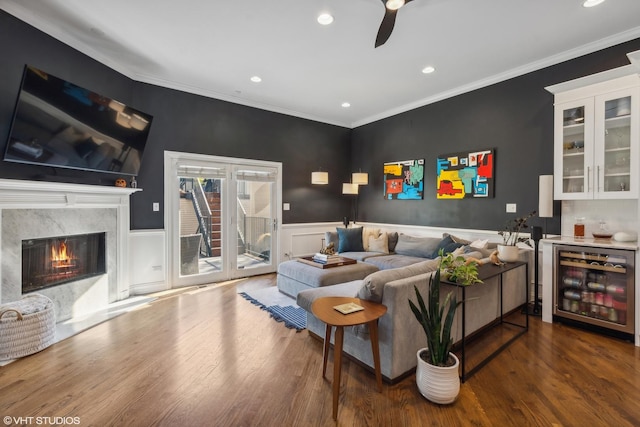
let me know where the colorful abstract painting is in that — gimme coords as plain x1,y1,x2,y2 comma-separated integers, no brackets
436,149,494,199
383,159,424,200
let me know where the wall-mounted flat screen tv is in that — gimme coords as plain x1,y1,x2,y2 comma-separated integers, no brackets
3,65,153,176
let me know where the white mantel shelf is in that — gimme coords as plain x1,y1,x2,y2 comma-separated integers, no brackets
0,178,141,209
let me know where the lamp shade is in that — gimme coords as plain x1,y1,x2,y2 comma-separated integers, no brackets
352,172,368,185
311,171,329,185
342,183,359,195
539,175,554,218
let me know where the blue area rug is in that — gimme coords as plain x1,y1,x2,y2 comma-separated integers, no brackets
239,287,306,332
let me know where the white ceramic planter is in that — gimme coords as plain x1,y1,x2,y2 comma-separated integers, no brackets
416,349,460,404
497,244,520,262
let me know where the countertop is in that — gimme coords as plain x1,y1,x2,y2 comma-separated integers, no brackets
541,236,639,251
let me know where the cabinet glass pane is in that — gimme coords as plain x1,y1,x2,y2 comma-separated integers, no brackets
603,96,631,193
562,106,585,193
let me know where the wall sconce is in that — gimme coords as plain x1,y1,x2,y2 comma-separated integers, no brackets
352,171,368,185
342,183,359,194
311,169,329,185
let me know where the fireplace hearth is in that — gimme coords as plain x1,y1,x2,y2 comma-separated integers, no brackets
22,232,106,293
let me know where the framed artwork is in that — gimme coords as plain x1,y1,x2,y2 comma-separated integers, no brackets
436,149,494,199
383,159,424,200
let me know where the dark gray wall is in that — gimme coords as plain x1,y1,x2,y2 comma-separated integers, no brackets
352,38,640,235
130,83,352,229
0,11,352,229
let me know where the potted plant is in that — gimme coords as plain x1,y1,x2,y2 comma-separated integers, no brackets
408,255,481,404
439,251,482,286
497,210,536,262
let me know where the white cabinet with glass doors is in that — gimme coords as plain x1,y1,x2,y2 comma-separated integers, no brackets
549,73,640,200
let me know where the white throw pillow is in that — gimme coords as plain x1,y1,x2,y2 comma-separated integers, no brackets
368,233,389,254
362,227,381,251
470,239,489,249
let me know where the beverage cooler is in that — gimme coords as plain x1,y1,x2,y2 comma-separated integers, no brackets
554,244,635,338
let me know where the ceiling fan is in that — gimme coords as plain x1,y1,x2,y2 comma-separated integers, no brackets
375,0,415,48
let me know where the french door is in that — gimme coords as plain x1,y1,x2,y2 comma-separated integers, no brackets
164,151,281,288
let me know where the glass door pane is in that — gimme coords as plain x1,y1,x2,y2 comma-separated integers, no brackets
561,106,586,194
234,168,275,274
178,176,225,278
603,96,631,193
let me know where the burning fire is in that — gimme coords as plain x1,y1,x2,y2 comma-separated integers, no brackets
51,241,75,268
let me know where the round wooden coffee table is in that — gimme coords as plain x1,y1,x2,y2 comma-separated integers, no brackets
311,296,387,420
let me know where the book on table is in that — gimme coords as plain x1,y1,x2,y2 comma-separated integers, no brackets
333,302,365,315
312,253,339,263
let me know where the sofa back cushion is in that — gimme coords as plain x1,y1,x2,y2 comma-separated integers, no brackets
394,234,442,258
357,258,440,302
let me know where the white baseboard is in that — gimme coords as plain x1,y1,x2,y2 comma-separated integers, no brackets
130,281,166,295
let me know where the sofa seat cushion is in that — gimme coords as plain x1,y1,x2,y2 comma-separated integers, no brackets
357,258,441,303
363,254,428,270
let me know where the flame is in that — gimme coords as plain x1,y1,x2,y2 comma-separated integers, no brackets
51,241,72,265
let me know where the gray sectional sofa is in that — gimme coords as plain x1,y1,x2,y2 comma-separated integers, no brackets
285,226,528,383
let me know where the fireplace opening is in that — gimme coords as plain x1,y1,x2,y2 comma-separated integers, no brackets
22,232,106,293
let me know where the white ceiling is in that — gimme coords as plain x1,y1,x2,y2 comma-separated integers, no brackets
3,0,640,128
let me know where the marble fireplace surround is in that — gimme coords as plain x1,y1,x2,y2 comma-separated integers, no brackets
0,179,139,321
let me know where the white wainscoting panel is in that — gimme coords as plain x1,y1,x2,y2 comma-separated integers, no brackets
130,229,166,294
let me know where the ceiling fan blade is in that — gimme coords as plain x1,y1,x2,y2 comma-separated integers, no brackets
375,9,398,48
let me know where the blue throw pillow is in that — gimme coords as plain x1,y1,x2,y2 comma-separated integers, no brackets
336,226,364,253
431,235,464,258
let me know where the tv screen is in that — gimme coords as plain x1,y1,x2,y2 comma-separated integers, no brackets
3,65,152,176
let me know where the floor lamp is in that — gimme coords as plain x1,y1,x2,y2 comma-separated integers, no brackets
530,225,543,316
531,175,554,316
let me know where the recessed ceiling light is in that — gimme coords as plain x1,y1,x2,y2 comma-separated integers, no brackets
422,66,436,74
341,102,351,108
317,13,334,25
583,0,605,7
250,76,262,83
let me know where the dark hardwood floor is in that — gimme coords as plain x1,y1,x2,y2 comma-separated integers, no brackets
1,273,639,426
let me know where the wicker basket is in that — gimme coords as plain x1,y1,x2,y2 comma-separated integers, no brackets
0,294,56,360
